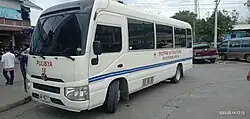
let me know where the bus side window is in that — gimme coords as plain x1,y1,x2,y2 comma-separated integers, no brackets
128,18,154,50
94,25,122,53
156,24,173,49
174,28,186,48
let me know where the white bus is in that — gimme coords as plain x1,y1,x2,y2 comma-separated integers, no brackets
26,0,193,113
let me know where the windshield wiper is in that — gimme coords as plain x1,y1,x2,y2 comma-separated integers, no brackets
62,55,75,61
33,53,46,60
59,48,75,61
51,49,75,61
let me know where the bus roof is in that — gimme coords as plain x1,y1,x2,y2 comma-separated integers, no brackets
230,37,250,41
40,0,191,29
233,24,250,30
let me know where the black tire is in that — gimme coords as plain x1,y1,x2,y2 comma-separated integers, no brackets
210,59,216,63
245,55,250,63
170,65,183,84
103,80,120,113
221,54,227,61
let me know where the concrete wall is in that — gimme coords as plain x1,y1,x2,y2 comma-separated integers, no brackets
0,0,21,10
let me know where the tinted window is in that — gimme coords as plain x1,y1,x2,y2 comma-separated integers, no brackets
186,29,192,48
175,28,186,48
94,25,122,53
31,14,86,56
231,30,250,38
219,41,228,48
128,18,154,50
241,40,250,47
229,41,241,48
156,24,173,49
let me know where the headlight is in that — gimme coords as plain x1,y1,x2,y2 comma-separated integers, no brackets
64,86,89,101
26,79,31,90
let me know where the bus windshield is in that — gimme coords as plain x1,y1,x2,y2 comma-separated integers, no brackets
30,13,90,56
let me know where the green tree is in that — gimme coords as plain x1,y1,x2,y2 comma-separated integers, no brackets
171,10,197,27
171,10,238,43
171,10,199,41
206,10,238,42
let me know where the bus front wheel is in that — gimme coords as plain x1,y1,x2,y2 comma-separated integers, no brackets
103,80,120,113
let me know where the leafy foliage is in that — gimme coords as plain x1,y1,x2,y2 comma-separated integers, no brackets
171,10,238,43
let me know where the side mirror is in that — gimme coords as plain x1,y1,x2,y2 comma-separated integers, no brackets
93,41,102,55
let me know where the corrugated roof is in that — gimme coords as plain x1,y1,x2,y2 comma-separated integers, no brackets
17,0,43,10
233,24,250,30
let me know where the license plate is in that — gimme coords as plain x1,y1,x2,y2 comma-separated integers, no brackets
39,93,50,103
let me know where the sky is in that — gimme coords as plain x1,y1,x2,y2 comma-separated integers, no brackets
29,0,250,26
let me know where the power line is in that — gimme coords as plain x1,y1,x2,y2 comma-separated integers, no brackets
124,1,244,10
126,6,243,10
124,2,245,6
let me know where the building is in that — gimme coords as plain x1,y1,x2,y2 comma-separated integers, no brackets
0,0,42,51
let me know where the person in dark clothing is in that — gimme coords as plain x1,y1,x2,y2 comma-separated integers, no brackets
20,44,29,92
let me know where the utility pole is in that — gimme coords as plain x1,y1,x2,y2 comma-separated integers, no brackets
193,0,198,42
214,0,221,48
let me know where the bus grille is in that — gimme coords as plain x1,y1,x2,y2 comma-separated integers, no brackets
31,75,64,83
33,83,60,94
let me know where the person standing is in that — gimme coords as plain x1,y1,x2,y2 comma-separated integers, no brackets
1,47,15,85
20,44,29,92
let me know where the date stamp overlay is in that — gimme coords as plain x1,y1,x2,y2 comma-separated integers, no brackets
218,110,246,116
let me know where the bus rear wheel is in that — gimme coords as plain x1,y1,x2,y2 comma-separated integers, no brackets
170,65,183,84
103,80,120,113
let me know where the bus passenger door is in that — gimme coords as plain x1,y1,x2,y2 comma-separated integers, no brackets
88,11,126,108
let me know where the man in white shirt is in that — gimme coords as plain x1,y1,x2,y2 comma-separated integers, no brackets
1,48,15,85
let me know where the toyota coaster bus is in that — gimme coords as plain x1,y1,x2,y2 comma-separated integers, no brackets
26,0,193,113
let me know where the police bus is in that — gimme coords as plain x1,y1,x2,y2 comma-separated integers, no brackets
26,0,193,113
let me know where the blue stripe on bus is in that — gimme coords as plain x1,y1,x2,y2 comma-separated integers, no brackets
89,57,193,83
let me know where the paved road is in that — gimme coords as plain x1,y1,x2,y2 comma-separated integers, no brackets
0,62,250,119
0,64,23,86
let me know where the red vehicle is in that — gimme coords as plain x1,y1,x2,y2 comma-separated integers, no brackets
193,43,218,63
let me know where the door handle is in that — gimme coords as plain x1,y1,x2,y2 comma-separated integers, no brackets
117,64,123,68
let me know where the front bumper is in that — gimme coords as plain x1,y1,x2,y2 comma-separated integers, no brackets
27,75,89,112
194,55,218,60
